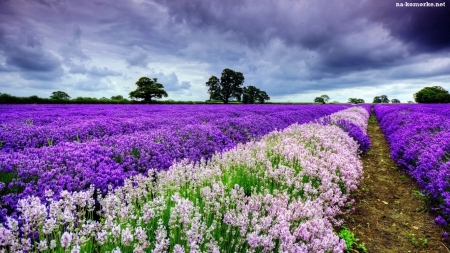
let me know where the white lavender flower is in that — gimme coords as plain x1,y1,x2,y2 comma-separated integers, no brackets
121,227,133,246
61,231,72,248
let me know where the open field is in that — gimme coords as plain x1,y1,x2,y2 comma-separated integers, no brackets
1,104,449,252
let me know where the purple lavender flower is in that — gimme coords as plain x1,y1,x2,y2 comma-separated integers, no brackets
435,216,447,226
375,104,450,228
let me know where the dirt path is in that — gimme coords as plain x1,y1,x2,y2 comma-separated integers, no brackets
343,113,450,253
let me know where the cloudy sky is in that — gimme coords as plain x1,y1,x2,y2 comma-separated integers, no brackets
1,0,449,103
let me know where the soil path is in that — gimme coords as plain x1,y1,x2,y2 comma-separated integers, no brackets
343,112,450,253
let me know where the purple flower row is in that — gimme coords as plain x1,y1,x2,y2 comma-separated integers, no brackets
0,104,351,152
0,104,351,214
375,104,450,228
316,106,372,153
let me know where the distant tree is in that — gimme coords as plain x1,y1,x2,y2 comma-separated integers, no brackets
0,93,16,103
391,98,401,103
373,95,389,103
50,91,71,100
129,77,168,103
256,91,270,104
111,95,124,100
205,76,221,101
330,101,340,104
414,86,450,103
320,94,330,103
348,98,365,104
314,97,325,104
242,86,270,104
407,101,415,104
242,86,260,104
205,68,244,104
28,95,40,103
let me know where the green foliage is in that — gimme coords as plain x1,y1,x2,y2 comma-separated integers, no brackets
0,93,17,103
373,95,389,103
406,232,428,247
129,77,168,103
206,68,245,104
320,94,330,103
242,85,270,104
348,98,365,104
414,86,450,103
0,169,19,197
314,97,325,104
111,95,124,100
338,226,367,252
391,98,401,103
50,91,71,100
412,189,430,212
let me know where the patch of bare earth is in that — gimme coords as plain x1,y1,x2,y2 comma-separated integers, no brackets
342,113,450,253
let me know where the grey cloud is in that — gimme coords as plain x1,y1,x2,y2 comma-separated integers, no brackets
154,72,191,91
67,63,121,77
156,0,449,77
88,66,121,77
59,25,91,62
0,25,64,80
125,46,149,68
67,63,88,74
365,0,450,53
1,0,449,101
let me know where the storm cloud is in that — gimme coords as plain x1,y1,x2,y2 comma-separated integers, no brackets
0,0,449,102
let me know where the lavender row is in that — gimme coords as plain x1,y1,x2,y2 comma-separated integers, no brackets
317,106,371,153
375,104,450,228
0,108,367,252
0,105,351,212
0,104,351,152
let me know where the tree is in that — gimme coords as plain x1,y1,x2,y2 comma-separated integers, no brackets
242,86,259,104
391,98,401,103
373,95,389,103
348,98,365,104
111,95,124,100
414,86,450,103
242,86,270,104
205,68,244,104
205,76,221,101
314,97,325,104
256,91,270,104
320,95,330,103
129,77,168,103
50,91,71,100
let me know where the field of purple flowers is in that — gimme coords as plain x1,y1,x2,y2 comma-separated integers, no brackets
375,104,450,235
0,105,370,252
0,104,363,213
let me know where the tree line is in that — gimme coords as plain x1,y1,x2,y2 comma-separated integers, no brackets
129,68,270,104
315,86,450,104
206,68,270,104
1,71,449,104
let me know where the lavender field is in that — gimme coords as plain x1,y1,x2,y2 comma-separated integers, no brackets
0,104,372,252
375,104,450,234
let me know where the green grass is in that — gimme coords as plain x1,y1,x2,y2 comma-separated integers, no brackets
338,226,367,252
